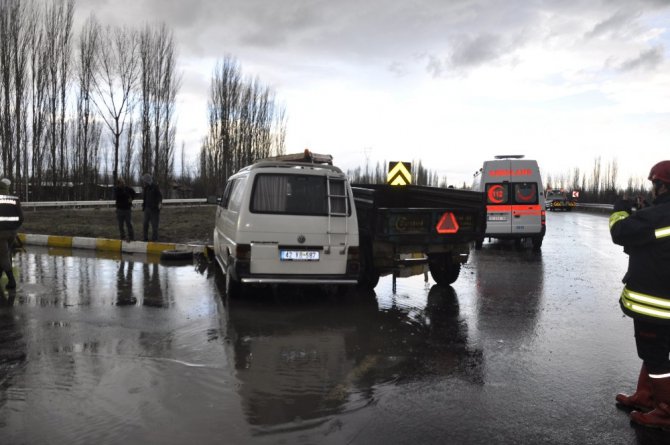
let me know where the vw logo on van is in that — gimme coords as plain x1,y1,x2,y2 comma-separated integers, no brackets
297,235,306,244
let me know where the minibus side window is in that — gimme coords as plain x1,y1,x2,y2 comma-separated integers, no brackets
228,178,247,212
485,183,509,205
220,180,234,209
513,182,538,204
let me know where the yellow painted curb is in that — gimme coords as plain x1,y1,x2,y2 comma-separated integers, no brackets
96,238,122,252
48,235,73,248
146,242,177,255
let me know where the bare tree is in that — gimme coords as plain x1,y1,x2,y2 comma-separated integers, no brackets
74,15,100,199
92,24,138,184
201,55,286,194
591,156,602,198
121,115,136,181
571,167,580,191
43,0,73,199
138,23,180,187
12,0,33,200
0,0,31,191
29,0,47,200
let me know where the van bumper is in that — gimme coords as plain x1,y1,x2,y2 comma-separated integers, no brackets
240,275,358,285
485,226,546,239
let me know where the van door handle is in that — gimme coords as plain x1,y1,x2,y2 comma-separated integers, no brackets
514,214,520,218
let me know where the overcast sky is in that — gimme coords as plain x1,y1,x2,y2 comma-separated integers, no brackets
74,0,670,188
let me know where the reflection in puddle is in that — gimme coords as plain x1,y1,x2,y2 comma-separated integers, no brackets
218,278,483,434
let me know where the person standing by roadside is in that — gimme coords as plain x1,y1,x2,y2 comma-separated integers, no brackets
0,178,23,289
142,173,162,242
114,178,136,241
610,160,670,430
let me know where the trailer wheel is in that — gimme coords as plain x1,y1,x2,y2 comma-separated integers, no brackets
428,254,461,286
226,263,243,298
357,242,379,290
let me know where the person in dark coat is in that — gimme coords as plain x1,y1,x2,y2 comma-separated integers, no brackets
141,173,162,242
114,178,136,241
0,178,23,289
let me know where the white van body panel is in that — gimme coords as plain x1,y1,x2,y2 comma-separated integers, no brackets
214,163,359,285
474,157,545,241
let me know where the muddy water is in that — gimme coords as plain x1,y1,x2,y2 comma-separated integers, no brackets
0,211,668,444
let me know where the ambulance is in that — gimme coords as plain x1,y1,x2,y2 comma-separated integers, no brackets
472,155,546,250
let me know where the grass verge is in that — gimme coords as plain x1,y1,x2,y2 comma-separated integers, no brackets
21,205,217,245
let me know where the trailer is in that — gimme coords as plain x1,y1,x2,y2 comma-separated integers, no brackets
351,184,487,289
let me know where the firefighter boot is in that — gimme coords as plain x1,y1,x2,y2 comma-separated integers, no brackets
630,377,670,430
5,269,16,289
616,363,654,411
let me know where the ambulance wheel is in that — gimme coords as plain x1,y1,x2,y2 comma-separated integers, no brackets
225,263,243,298
532,236,543,251
429,254,461,286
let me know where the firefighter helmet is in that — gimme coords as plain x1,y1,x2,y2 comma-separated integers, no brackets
648,161,670,183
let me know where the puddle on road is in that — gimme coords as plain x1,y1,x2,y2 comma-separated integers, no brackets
0,234,660,444
0,246,488,443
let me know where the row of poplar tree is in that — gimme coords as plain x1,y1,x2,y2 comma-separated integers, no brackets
0,0,181,200
545,157,650,203
0,0,288,201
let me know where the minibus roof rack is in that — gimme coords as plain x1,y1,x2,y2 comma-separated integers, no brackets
493,155,525,159
261,149,333,165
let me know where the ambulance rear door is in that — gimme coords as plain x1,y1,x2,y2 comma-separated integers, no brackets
483,160,512,235
508,160,543,236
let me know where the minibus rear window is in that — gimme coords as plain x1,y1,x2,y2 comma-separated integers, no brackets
485,183,509,205
513,182,538,204
251,174,332,215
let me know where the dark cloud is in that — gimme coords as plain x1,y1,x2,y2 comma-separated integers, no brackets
618,46,664,72
586,8,641,39
73,0,670,82
423,32,525,77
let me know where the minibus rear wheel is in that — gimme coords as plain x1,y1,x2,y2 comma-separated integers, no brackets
226,264,243,298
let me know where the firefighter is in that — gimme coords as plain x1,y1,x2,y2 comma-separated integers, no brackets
610,160,670,429
0,178,23,289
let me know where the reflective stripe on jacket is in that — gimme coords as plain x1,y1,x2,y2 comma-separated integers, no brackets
621,286,670,320
610,193,670,324
0,194,22,231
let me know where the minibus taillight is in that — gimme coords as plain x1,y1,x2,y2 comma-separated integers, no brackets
346,246,360,275
436,212,459,234
236,244,251,261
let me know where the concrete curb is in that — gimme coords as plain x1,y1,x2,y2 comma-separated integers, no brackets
17,233,211,256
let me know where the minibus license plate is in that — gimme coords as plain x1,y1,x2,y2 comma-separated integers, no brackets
488,215,507,221
280,250,320,261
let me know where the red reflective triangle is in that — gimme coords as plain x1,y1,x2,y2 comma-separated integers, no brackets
436,212,459,234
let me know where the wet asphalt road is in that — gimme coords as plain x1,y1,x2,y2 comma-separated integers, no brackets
1,211,669,445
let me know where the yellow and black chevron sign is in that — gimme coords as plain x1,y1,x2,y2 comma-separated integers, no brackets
387,161,412,186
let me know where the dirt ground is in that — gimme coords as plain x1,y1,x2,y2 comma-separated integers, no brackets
20,205,217,245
